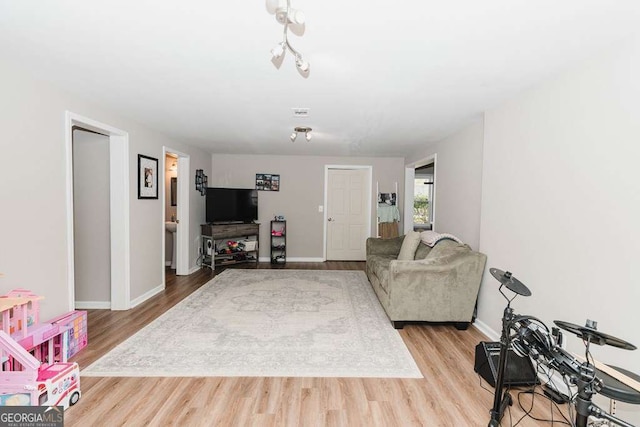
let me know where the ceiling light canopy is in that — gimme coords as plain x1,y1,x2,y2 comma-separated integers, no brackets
266,0,309,75
290,126,312,142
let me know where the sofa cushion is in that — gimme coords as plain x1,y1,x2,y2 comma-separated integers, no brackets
397,231,421,260
414,242,432,260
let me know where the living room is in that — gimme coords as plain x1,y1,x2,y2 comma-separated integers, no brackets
2,2,640,425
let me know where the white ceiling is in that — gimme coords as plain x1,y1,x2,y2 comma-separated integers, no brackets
1,1,639,157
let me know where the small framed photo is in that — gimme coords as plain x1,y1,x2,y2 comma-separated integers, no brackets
138,154,159,199
256,173,280,191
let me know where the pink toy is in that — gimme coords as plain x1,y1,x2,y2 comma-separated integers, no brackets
0,289,43,338
48,311,88,361
0,290,87,366
0,330,81,409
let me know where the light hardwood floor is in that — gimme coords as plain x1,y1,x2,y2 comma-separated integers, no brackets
66,263,571,426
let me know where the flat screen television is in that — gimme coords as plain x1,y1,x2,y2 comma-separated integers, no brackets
206,187,258,223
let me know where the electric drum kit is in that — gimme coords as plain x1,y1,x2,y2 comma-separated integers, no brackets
487,268,639,427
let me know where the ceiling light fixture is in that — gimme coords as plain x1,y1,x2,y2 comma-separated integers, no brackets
290,126,312,142
266,0,310,74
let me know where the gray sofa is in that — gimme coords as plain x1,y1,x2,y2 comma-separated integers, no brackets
365,235,487,329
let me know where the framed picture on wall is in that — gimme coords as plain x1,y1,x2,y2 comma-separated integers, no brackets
138,154,159,199
256,173,280,191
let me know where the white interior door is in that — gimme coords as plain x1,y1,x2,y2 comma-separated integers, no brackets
326,168,369,260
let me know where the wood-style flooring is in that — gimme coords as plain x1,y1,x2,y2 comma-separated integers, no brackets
66,262,571,426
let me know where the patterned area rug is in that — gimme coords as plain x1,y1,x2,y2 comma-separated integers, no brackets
82,269,422,378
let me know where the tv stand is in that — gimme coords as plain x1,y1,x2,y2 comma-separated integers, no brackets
200,223,260,269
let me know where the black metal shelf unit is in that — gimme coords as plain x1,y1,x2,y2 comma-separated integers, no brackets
270,220,286,265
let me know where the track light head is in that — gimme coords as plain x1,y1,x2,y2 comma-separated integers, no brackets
266,0,286,14
275,8,288,24
271,43,285,59
295,56,310,72
305,131,312,141
287,9,305,25
290,132,297,141
273,5,304,25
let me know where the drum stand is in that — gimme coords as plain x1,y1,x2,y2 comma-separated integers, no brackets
553,320,638,427
488,303,515,426
573,355,635,427
487,269,531,427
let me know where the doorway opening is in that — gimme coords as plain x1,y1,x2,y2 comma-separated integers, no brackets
72,128,111,308
65,112,130,311
165,153,178,270
413,163,435,231
404,155,437,234
162,147,190,283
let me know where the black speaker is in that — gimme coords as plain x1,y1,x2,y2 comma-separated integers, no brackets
474,341,538,387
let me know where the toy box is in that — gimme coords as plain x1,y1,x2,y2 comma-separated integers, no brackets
239,240,258,251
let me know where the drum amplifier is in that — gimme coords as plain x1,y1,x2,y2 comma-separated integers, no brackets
474,341,538,387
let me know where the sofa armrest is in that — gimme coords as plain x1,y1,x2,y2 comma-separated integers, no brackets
366,236,405,257
385,252,487,321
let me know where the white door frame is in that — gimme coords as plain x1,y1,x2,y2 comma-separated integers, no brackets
162,147,190,279
404,154,437,234
65,111,131,311
322,165,373,261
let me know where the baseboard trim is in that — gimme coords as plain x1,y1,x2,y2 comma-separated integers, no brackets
165,261,171,267
473,318,499,341
287,257,325,262
75,301,110,310
130,283,165,309
258,257,326,263
188,265,201,275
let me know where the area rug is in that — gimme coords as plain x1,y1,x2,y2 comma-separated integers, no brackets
82,269,422,378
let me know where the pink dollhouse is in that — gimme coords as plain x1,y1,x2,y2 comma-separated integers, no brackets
0,289,87,365
0,289,86,408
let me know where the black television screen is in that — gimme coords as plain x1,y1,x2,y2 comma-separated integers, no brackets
206,188,258,223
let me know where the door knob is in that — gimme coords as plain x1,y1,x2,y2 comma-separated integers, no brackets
328,217,333,222
176,219,180,224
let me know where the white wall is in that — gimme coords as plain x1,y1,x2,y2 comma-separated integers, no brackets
478,38,640,422
0,59,211,320
406,119,484,250
72,130,111,304
211,154,405,260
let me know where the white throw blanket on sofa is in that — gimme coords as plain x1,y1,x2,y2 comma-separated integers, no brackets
419,230,463,247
